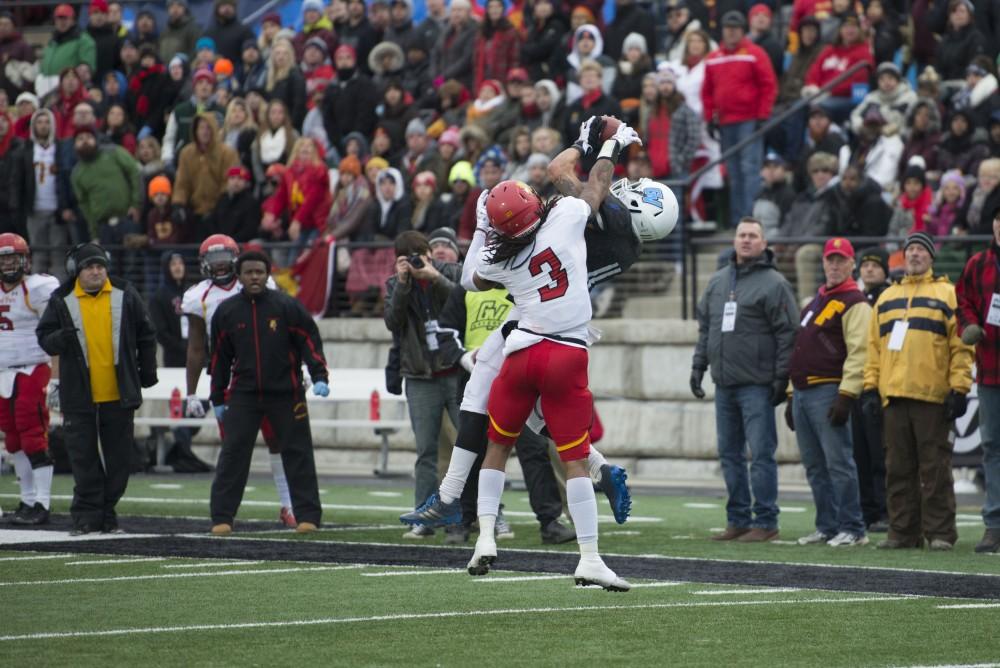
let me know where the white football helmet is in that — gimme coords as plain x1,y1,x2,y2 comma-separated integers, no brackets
611,178,679,242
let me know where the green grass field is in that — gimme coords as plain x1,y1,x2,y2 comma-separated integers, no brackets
2,474,999,667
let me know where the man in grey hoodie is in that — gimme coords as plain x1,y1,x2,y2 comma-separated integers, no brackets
691,217,799,543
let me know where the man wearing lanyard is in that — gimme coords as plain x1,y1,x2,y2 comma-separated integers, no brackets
786,238,871,548
691,217,799,543
955,211,1000,553
862,232,974,551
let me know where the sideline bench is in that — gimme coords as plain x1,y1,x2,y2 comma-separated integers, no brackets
50,368,411,476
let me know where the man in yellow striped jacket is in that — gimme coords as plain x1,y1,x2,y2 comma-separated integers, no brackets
862,232,974,551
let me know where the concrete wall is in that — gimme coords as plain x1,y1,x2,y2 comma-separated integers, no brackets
160,318,806,484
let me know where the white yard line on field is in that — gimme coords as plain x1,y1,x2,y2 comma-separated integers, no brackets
0,596,917,642
0,493,661,523
362,569,464,577
934,603,1000,610
692,587,802,595
64,557,167,566
162,561,263,569
0,564,364,587
0,553,73,562
472,575,569,583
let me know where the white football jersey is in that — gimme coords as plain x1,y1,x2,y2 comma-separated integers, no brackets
477,196,591,353
0,273,59,369
181,276,278,337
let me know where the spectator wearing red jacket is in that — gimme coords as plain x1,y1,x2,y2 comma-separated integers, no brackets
803,14,873,124
701,11,777,227
262,137,332,266
954,211,1000,554
474,0,520,92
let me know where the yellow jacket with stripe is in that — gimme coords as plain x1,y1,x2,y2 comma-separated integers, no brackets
862,270,973,405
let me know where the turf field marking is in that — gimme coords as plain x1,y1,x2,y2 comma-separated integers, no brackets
0,494,663,522
692,587,801,595
683,503,719,509
606,530,642,536
473,575,569,583
628,582,687,588
782,506,807,513
149,484,183,490
362,569,464,577
957,522,984,528
244,486,256,492
162,561,263,569
934,603,1000,610
368,491,402,498
64,557,167,566
0,564,364,587
0,553,73,562
0,596,917,642
957,514,984,521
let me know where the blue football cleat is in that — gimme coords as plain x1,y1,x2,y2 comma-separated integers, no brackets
598,464,632,524
399,491,463,527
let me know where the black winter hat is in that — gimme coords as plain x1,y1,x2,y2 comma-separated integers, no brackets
904,232,936,260
858,247,889,275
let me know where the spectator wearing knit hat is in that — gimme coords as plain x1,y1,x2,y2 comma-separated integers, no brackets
203,165,259,242
160,68,226,167
935,0,986,81
204,0,254,64
301,37,336,108
862,231,974,551
322,45,379,151
747,4,783,77
293,0,339,61
159,0,202,64
337,0,381,75
927,170,967,237
638,68,700,181
899,99,942,178
849,62,918,136
327,155,372,240
430,0,477,91
937,109,991,179
952,59,1000,130
143,174,182,248
852,245,891,533
87,0,122,81
564,24,616,104
848,103,903,192
408,170,449,235
399,119,443,189
612,33,654,114
129,9,159,55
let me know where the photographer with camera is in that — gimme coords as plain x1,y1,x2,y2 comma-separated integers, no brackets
384,230,463,537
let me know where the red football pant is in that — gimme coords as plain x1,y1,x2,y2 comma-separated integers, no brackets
0,364,51,456
487,340,592,462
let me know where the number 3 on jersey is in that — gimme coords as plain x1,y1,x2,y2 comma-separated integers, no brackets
529,247,568,302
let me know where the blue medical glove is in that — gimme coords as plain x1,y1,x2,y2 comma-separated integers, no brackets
313,381,330,397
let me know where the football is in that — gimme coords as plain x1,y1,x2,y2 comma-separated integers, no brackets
600,115,622,141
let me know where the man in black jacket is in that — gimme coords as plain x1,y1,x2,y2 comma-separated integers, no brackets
36,242,158,534
0,110,31,238
204,0,254,64
322,45,379,151
208,251,329,536
203,166,260,242
149,251,190,367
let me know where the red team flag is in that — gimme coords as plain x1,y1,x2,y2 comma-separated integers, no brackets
292,233,336,318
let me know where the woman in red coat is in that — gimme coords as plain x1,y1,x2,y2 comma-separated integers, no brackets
51,67,88,139
262,137,332,266
474,0,520,92
803,14,873,124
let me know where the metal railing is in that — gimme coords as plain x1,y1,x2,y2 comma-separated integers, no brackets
687,235,996,313
670,59,872,319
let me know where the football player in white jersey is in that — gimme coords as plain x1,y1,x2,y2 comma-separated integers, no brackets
181,234,296,527
0,234,61,525
465,120,644,591
400,117,678,541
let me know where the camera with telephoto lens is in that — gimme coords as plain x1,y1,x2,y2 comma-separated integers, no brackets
408,254,425,269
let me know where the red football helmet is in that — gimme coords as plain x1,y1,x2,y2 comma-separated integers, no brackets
199,234,240,285
486,180,543,239
0,233,30,283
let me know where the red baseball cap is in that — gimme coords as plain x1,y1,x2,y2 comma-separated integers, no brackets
823,237,855,259
749,3,772,19
54,3,75,18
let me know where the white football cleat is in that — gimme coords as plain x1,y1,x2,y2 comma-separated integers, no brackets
574,556,630,592
467,536,497,576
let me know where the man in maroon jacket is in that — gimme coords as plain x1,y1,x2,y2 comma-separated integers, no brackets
701,10,777,227
956,210,1000,553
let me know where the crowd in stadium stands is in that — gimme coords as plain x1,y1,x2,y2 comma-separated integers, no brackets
1,0,999,551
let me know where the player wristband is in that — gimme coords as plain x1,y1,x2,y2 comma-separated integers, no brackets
596,139,622,164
